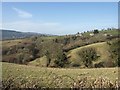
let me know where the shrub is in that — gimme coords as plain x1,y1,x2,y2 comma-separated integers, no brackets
17,53,33,64
44,50,51,67
63,37,70,45
94,62,105,68
72,64,80,67
54,51,68,67
93,29,99,34
78,47,98,67
108,39,120,67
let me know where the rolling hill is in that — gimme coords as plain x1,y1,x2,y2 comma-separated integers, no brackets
2,29,119,68
1,29,120,89
1,29,53,40
67,42,111,67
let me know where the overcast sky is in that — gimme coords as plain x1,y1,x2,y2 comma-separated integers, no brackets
1,2,118,35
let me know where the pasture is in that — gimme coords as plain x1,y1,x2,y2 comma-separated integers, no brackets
2,62,119,88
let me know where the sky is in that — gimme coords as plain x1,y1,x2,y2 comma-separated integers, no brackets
1,2,118,35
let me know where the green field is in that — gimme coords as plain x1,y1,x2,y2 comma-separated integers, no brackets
2,62,119,88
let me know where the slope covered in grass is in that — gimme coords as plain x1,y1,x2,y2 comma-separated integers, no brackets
28,56,48,67
2,29,119,68
2,62,118,88
67,42,111,67
28,42,114,68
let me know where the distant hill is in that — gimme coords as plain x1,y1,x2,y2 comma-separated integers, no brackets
0,29,52,40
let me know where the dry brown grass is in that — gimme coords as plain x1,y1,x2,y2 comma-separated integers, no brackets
2,62,119,89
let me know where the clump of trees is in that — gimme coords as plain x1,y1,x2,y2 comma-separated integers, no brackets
2,40,39,64
54,51,68,67
78,47,98,68
44,50,51,67
93,29,99,34
108,39,120,67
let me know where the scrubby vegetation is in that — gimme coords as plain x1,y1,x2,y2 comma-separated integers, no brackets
77,47,98,68
2,29,120,68
107,38,120,67
1,28,120,89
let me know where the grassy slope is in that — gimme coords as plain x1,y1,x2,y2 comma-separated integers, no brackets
99,29,118,36
68,42,111,65
29,42,111,67
2,62,118,88
28,56,48,67
82,29,118,36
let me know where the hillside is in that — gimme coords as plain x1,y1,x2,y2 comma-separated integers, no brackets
2,62,119,88
2,29,120,68
67,42,111,67
28,42,115,68
1,30,51,40
1,29,120,89
2,2,119,89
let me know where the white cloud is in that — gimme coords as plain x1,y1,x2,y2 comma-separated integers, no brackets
13,7,32,18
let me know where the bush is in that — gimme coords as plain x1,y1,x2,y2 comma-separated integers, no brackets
63,37,70,45
44,50,51,67
108,38,120,67
72,64,80,67
93,29,99,34
78,47,98,67
54,51,68,67
94,62,105,68
17,53,33,64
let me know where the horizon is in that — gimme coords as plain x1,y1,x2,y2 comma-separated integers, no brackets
1,2,118,35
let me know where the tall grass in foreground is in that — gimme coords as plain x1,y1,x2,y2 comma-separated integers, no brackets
2,72,120,89
2,62,119,89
